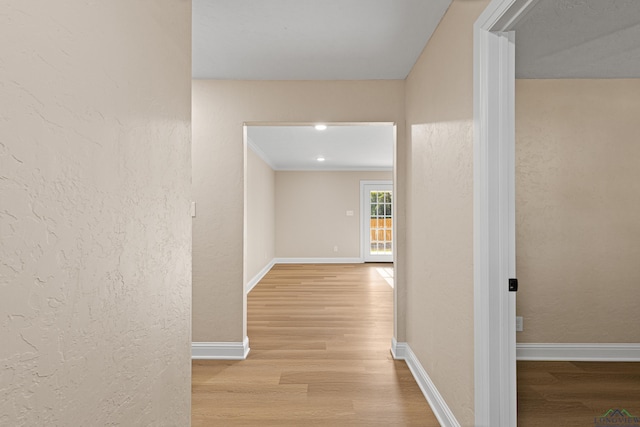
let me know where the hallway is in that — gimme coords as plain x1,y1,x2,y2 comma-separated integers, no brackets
192,264,439,426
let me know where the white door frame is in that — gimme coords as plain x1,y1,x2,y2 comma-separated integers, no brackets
361,181,393,263
474,0,539,425
243,122,398,356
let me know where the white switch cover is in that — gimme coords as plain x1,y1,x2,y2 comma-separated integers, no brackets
516,316,523,332
346,210,354,216
191,201,196,218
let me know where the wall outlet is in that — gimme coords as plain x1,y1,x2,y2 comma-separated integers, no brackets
516,316,523,332
333,246,338,252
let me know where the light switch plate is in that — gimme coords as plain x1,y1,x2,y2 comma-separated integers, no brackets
346,210,354,216
191,201,196,218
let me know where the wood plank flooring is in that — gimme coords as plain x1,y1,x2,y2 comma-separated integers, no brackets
518,361,640,426
192,263,439,426
192,264,640,425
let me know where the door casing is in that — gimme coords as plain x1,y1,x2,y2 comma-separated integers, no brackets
474,0,539,425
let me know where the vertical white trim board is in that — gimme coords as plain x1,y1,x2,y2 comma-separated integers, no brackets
517,343,640,362
192,337,250,360
474,0,540,425
393,341,461,427
246,258,276,293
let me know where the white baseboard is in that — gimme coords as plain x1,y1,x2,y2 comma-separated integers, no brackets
392,341,461,427
192,337,250,360
391,337,407,359
517,343,640,361
275,257,364,264
246,258,276,293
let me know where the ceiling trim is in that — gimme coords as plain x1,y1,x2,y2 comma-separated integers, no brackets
246,136,277,170
270,167,393,172
244,121,396,127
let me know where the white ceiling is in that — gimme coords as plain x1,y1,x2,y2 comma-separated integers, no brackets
247,125,394,171
192,0,452,80
514,0,640,78
195,0,640,168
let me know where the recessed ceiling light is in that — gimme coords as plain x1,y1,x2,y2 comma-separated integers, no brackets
314,124,327,131
316,156,325,162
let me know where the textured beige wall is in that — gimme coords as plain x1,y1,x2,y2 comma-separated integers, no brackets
0,1,192,425
275,171,392,258
404,1,489,425
516,79,640,343
192,80,405,342
246,148,276,284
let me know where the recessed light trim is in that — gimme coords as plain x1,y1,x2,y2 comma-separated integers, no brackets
314,124,327,131
316,156,325,162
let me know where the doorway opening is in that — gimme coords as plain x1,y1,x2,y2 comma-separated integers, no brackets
242,121,399,357
361,181,393,263
475,1,640,425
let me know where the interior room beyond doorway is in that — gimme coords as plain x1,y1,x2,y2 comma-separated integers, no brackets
243,122,396,294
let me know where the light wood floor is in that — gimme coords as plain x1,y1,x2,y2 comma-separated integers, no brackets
192,263,439,426
518,361,640,426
